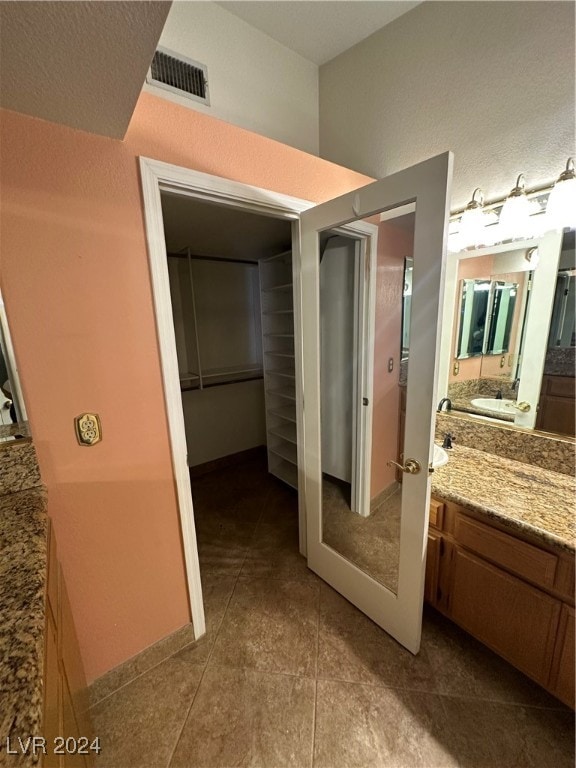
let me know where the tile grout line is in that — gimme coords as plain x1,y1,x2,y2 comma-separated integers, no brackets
166,475,276,767
310,581,322,768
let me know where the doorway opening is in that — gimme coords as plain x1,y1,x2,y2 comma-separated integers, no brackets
160,192,307,584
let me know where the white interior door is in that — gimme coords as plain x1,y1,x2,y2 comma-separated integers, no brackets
300,152,453,653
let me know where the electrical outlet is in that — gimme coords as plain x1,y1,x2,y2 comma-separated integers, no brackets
75,413,102,446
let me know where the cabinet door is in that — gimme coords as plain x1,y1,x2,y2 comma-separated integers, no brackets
450,548,561,685
550,604,575,708
43,610,62,768
61,668,89,767
425,532,441,606
59,574,92,740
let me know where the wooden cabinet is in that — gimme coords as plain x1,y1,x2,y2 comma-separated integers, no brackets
43,523,93,766
424,496,575,708
536,374,575,437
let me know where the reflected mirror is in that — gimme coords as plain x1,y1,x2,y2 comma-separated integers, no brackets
456,278,491,358
320,209,415,594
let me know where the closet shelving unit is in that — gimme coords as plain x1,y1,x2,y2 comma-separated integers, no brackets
259,250,298,490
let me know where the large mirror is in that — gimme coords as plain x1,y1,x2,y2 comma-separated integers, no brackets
436,228,575,437
0,290,28,441
320,209,415,595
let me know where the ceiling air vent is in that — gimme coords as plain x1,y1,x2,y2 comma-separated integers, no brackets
147,47,210,106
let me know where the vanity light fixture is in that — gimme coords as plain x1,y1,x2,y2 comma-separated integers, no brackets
498,174,534,242
449,156,574,249
546,158,576,231
451,189,499,250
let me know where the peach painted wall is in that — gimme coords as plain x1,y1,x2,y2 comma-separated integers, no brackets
0,93,372,682
370,221,413,498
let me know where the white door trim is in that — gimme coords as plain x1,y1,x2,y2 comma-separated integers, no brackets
139,156,376,637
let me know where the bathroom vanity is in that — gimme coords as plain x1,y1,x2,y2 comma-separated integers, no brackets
0,441,93,767
427,445,575,708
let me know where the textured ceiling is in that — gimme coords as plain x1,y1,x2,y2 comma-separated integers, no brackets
0,1,171,139
216,1,422,65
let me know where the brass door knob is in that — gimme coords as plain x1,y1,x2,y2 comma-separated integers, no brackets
387,458,421,474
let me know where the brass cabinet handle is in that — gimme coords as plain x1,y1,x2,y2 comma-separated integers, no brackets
505,401,531,413
387,458,421,475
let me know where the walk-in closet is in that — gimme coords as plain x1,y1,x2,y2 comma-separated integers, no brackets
161,192,300,496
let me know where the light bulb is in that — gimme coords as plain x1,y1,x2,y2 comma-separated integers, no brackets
498,174,533,241
546,158,576,231
458,188,492,249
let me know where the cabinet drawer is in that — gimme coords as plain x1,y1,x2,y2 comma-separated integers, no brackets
429,499,445,531
454,514,557,589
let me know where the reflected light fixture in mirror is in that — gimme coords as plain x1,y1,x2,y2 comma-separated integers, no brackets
546,158,576,231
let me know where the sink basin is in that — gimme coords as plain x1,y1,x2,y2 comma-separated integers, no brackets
432,444,449,468
471,397,515,414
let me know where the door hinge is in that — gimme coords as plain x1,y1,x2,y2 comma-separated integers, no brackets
362,397,369,406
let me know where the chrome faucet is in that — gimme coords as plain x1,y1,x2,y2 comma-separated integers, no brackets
437,398,452,412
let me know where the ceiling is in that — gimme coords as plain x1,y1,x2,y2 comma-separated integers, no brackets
216,1,422,65
161,193,292,260
0,1,170,139
0,1,421,139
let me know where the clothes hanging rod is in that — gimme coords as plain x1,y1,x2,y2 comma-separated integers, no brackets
167,251,259,266
180,374,263,392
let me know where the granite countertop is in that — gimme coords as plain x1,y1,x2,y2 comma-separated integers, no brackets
0,487,48,761
432,444,575,553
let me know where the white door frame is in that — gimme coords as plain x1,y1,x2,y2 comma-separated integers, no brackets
139,156,376,638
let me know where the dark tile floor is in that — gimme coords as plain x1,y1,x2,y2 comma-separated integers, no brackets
92,453,574,768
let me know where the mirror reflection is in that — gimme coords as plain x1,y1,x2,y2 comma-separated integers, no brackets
443,228,575,437
320,210,415,594
0,291,27,442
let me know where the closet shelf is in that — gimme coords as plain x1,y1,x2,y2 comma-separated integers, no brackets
269,406,297,423
269,442,297,465
179,371,200,382
263,283,293,292
262,309,294,316
260,248,298,491
267,369,295,379
269,459,298,490
262,250,292,263
267,386,296,401
264,333,294,338
269,423,297,444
